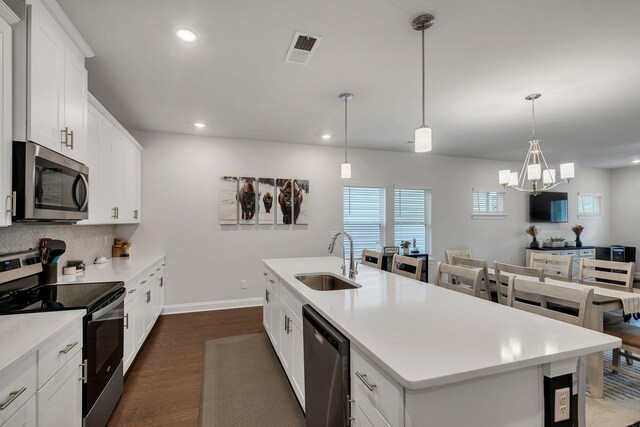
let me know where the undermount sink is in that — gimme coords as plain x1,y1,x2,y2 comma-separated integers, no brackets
295,273,360,291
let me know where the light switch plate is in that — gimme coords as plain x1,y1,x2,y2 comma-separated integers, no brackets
554,387,570,422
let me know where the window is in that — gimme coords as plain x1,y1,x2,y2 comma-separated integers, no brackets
394,188,431,254
578,193,602,218
472,189,506,218
343,186,386,258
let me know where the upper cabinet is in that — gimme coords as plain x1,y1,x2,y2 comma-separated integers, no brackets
80,94,142,225
0,3,19,228
12,0,93,164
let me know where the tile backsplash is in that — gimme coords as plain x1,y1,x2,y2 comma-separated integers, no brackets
0,224,115,265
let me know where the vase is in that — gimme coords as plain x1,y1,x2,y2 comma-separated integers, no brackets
575,236,582,247
403,247,409,255
530,237,539,249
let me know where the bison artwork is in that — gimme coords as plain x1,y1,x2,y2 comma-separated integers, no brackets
237,181,256,221
277,179,304,224
263,192,273,213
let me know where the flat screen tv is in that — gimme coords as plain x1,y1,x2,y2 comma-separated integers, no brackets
529,192,568,223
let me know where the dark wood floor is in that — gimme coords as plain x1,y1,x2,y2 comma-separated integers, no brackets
107,307,264,427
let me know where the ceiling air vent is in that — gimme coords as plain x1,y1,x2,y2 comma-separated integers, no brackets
285,32,322,65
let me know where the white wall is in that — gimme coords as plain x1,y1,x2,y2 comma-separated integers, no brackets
121,130,611,311
610,165,640,247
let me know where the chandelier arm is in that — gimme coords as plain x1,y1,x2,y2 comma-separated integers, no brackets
517,143,533,189
537,142,554,184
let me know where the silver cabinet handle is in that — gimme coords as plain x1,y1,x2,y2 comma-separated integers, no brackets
347,396,355,423
112,207,117,219
124,313,129,329
159,277,164,287
128,289,137,294
59,341,78,354
284,314,287,331
285,315,291,334
6,191,16,215
265,289,270,303
156,267,161,272
0,387,27,410
69,129,74,150
140,280,147,285
355,371,377,391
268,279,275,284
116,207,119,219
263,272,267,276
80,360,88,383
61,127,69,146
133,209,138,220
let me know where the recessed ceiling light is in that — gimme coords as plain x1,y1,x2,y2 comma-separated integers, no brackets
632,159,640,164
176,28,199,42
194,122,206,128
321,134,331,140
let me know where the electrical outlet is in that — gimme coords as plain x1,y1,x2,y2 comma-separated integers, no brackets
241,280,247,289
554,387,570,422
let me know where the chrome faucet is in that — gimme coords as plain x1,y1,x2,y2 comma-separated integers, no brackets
328,232,358,279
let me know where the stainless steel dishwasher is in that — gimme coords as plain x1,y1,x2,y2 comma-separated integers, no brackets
303,305,351,427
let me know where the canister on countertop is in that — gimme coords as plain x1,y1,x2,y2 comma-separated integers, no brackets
121,242,131,258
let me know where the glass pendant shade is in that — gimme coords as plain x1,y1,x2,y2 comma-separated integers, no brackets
560,163,575,180
509,172,518,186
527,164,541,181
498,170,511,185
414,126,432,153
341,162,352,179
543,169,556,184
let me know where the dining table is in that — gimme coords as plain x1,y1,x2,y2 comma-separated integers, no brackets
486,267,638,399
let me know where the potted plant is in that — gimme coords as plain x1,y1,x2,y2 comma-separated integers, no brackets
549,236,566,248
526,225,540,249
572,225,584,247
400,240,411,255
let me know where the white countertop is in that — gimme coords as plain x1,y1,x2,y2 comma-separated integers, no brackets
263,256,621,390
0,310,85,375
56,254,165,285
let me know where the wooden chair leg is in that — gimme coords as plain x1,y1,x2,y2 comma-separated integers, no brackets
612,348,621,374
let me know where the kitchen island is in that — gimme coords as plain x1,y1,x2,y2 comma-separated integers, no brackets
262,256,620,427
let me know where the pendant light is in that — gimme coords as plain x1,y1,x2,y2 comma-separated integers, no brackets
412,14,435,153
498,94,575,195
339,93,353,179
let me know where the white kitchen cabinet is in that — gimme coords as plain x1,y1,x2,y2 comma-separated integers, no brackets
262,281,272,337
290,318,305,409
123,293,138,374
351,385,391,427
2,395,36,427
24,0,88,163
278,304,293,373
36,351,82,427
82,94,142,225
0,9,14,228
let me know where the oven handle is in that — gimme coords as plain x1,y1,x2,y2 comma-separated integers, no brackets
90,290,125,321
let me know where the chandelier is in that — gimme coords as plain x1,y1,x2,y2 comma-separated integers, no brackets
499,93,574,196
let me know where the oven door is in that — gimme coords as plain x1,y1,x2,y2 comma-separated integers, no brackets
84,289,124,415
13,141,89,222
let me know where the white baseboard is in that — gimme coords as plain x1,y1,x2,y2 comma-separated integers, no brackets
162,297,262,315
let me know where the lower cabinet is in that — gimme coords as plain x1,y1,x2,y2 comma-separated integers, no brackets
262,266,305,411
123,259,166,374
351,385,391,427
36,351,83,427
2,395,36,427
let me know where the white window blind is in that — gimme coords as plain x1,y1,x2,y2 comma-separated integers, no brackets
394,188,431,254
343,186,386,258
578,193,602,218
472,189,507,218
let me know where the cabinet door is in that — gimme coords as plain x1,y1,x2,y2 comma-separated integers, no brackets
78,104,98,224
263,282,271,336
122,142,140,223
110,131,124,223
0,15,12,227
62,49,87,163
28,1,65,153
133,148,142,222
37,351,82,427
278,306,292,373
156,270,165,315
144,280,155,335
123,298,136,373
93,116,113,224
291,318,305,410
352,386,391,427
133,289,146,349
2,395,36,427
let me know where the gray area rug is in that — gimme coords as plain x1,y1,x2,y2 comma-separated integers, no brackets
199,333,305,427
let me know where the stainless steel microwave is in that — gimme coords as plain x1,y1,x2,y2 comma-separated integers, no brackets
12,141,89,223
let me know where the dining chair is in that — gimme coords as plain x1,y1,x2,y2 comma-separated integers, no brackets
506,276,594,427
493,262,544,305
444,248,471,264
450,255,491,300
435,262,485,299
577,258,635,292
391,254,423,280
529,252,574,282
603,322,640,380
361,249,383,269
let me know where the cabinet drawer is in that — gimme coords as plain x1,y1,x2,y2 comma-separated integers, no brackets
351,347,403,427
579,249,595,257
0,353,36,425
37,316,83,389
352,385,391,427
278,282,303,324
262,268,278,289
124,278,139,304
37,351,82,427
2,394,36,427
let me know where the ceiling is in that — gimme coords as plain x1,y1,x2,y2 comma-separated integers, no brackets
58,0,640,168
